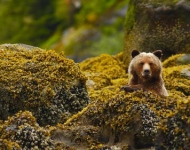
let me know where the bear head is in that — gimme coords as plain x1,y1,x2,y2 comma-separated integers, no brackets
128,50,163,82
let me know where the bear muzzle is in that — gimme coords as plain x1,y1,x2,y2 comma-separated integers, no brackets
142,69,151,77
142,63,151,77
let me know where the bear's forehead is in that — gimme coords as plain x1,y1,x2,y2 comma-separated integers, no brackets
136,53,156,61
140,52,154,57
132,52,161,65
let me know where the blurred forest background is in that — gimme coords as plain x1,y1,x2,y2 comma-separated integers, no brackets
0,0,128,62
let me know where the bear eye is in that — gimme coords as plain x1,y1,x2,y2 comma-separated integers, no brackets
149,62,153,66
140,62,144,66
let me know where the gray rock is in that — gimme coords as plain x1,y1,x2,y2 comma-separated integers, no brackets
124,0,190,61
181,67,190,79
177,54,190,65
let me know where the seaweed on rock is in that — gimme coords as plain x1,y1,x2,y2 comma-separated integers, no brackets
155,97,190,150
54,90,189,149
0,46,190,149
79,53,128,96
0,44,90,126
0,111,54,149
51,53,190,149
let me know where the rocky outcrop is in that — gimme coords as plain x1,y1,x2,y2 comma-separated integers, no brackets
0,44,90,126
0,111,54,149
0,44,189,149
124,0,190,64
51,52,190,149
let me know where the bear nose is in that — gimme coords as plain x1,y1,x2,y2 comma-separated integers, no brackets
144,69,150,74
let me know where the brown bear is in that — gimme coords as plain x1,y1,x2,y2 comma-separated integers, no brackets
122,50,168,97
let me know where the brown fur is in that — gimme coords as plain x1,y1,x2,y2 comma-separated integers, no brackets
122,50,168,97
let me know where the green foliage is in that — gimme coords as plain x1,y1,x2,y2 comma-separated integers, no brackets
0,0,129,61
55,0,70,21
75,0,118,24
0,0,58,46
91,32,124,56
0,0,127,58
41,30,62,49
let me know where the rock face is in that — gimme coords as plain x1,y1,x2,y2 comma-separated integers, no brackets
0,44,90,126
124,0,190,64
0,111,54,149
0,44,190,149
51,53,190,150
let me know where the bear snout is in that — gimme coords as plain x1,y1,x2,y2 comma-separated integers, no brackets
142,69,151,77
142,63,151,77
144,69,150,74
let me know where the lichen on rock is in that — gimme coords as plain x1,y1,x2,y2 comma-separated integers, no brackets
50,53,190,149
0,111,54,149
163,58,190,96
0,44,189,149
0,44,90,126
155,96,190,149
123,0,190,64
53,88,189,149
79,53,128,97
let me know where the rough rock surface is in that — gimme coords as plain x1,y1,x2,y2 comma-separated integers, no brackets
124,0,190,64
51,53,190,149
0,44,90,126
0,44,190,149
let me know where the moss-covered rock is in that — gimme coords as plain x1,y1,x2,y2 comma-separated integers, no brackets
124,0,190,64
79,53,128,90
155,99,190,149
0,48,189,149
50,53,190,149
52,88,189,149
163,53,190,68
0,111,55,149
0,44,90,126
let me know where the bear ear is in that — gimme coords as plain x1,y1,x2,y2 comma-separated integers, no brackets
153,50,163,59
131,50,140,58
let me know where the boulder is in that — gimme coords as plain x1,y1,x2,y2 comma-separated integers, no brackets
51,53,190,149
124,0,190,64
181,68,190,79
0,111,55,149
0,49,190,149
0,44,90,126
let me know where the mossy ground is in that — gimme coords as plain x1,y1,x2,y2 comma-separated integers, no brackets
0,45,189,149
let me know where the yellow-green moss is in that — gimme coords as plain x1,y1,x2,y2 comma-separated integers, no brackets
56,86,189,148
0,111,54,149
163,64,190,95
0,44,90,126
0,111,36,140
162,54,184,68
79,54,127,91
0,45,190,149
50,53,190,149
0,139,21,150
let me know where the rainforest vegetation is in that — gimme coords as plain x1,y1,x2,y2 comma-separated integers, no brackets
0,0,128,61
